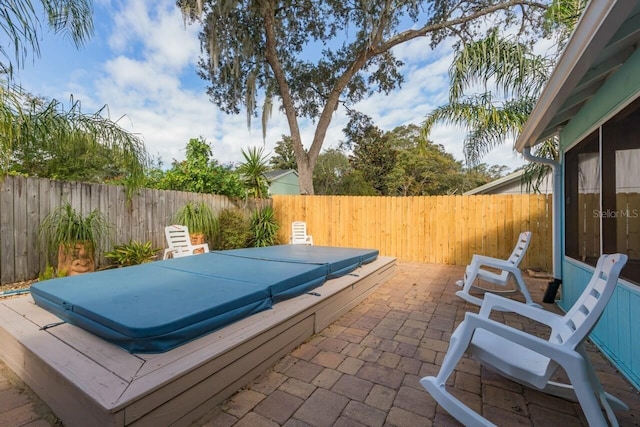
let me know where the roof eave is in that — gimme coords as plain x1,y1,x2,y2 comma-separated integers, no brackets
463,170,525,195
515,0,637,152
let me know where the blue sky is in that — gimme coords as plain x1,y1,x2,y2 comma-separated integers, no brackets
15,0,528,171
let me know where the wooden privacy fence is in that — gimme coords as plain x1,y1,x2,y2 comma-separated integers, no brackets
577,193,640,260
0,176,269,284
0,176,552,284
272,194,553,270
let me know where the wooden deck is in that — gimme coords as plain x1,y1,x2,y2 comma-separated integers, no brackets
0,256,396,427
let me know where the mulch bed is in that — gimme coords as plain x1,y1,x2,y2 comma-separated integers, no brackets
0,280,36,297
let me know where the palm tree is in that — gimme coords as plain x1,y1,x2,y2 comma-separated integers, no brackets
0,1,149,196
238,146,270,198
1,93,148,195
422,0,586,188
1,0,94,76
422,28,552,165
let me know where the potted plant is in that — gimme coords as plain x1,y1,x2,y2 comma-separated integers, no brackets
39,203,112,276
172,202,218,250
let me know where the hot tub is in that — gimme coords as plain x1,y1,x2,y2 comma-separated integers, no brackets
30,246,378,353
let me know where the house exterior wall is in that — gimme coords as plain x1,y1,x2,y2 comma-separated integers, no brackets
510,174,553,194
488,181,524,194
269,173,300,195
559,48,640,389
562,260,640,387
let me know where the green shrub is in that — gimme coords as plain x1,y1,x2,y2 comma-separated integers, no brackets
215,208,252,250
104,241,160,267
250,206,280,247
38,265,67,281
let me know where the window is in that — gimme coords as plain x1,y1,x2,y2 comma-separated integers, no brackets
565,98,640,284
565,131,600,265
614,149,640,264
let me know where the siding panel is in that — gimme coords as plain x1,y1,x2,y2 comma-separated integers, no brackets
563,259,640,388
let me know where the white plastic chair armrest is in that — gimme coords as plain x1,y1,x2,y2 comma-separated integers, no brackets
464,313,577,362
459,261,523,295
163,248,175,260
480,263,525,283
470,254,504,266
473,262,523,282
479,293,562,327
471,256,516,271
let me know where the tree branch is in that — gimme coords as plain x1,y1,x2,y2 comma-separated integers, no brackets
373,0,547,54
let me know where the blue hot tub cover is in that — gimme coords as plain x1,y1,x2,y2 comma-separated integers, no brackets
221,245,379,279
30,245,378,353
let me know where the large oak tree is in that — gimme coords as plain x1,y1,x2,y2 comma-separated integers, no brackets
179,0,550,194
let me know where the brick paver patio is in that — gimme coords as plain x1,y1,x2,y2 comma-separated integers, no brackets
1,262,639,426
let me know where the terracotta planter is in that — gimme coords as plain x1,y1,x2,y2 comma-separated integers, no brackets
190,233,206,254
57,242,96,276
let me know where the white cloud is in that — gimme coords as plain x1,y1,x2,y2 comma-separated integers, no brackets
17,0,530,172
107,0,200,69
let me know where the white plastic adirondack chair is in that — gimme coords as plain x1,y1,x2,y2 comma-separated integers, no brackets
422,253,629,427
289,221,313,245
456,231,539,307
163,225,210,260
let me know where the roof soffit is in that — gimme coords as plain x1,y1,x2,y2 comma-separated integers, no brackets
515,0,640,151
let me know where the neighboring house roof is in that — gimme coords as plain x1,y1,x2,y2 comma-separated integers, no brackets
464,170,521,195
264,170,298,181
464,170,525,195
515,1,640,151
463,169,553,195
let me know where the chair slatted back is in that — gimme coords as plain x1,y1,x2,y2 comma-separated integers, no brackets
552,253,627,347
291,221,310,244
506,231,532,266
165,225,192,254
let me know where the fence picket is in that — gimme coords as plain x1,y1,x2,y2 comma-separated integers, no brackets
1,179,14,283
13,177,28,281
38,179,50,273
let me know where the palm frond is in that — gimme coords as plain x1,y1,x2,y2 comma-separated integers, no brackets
464,97,537,162
1,86,149,196
449,29,551,101
423,94,535,165
1,0,93,74
423,92,535,164
0,0,41,73
43,0,94,48
544,0,588,44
